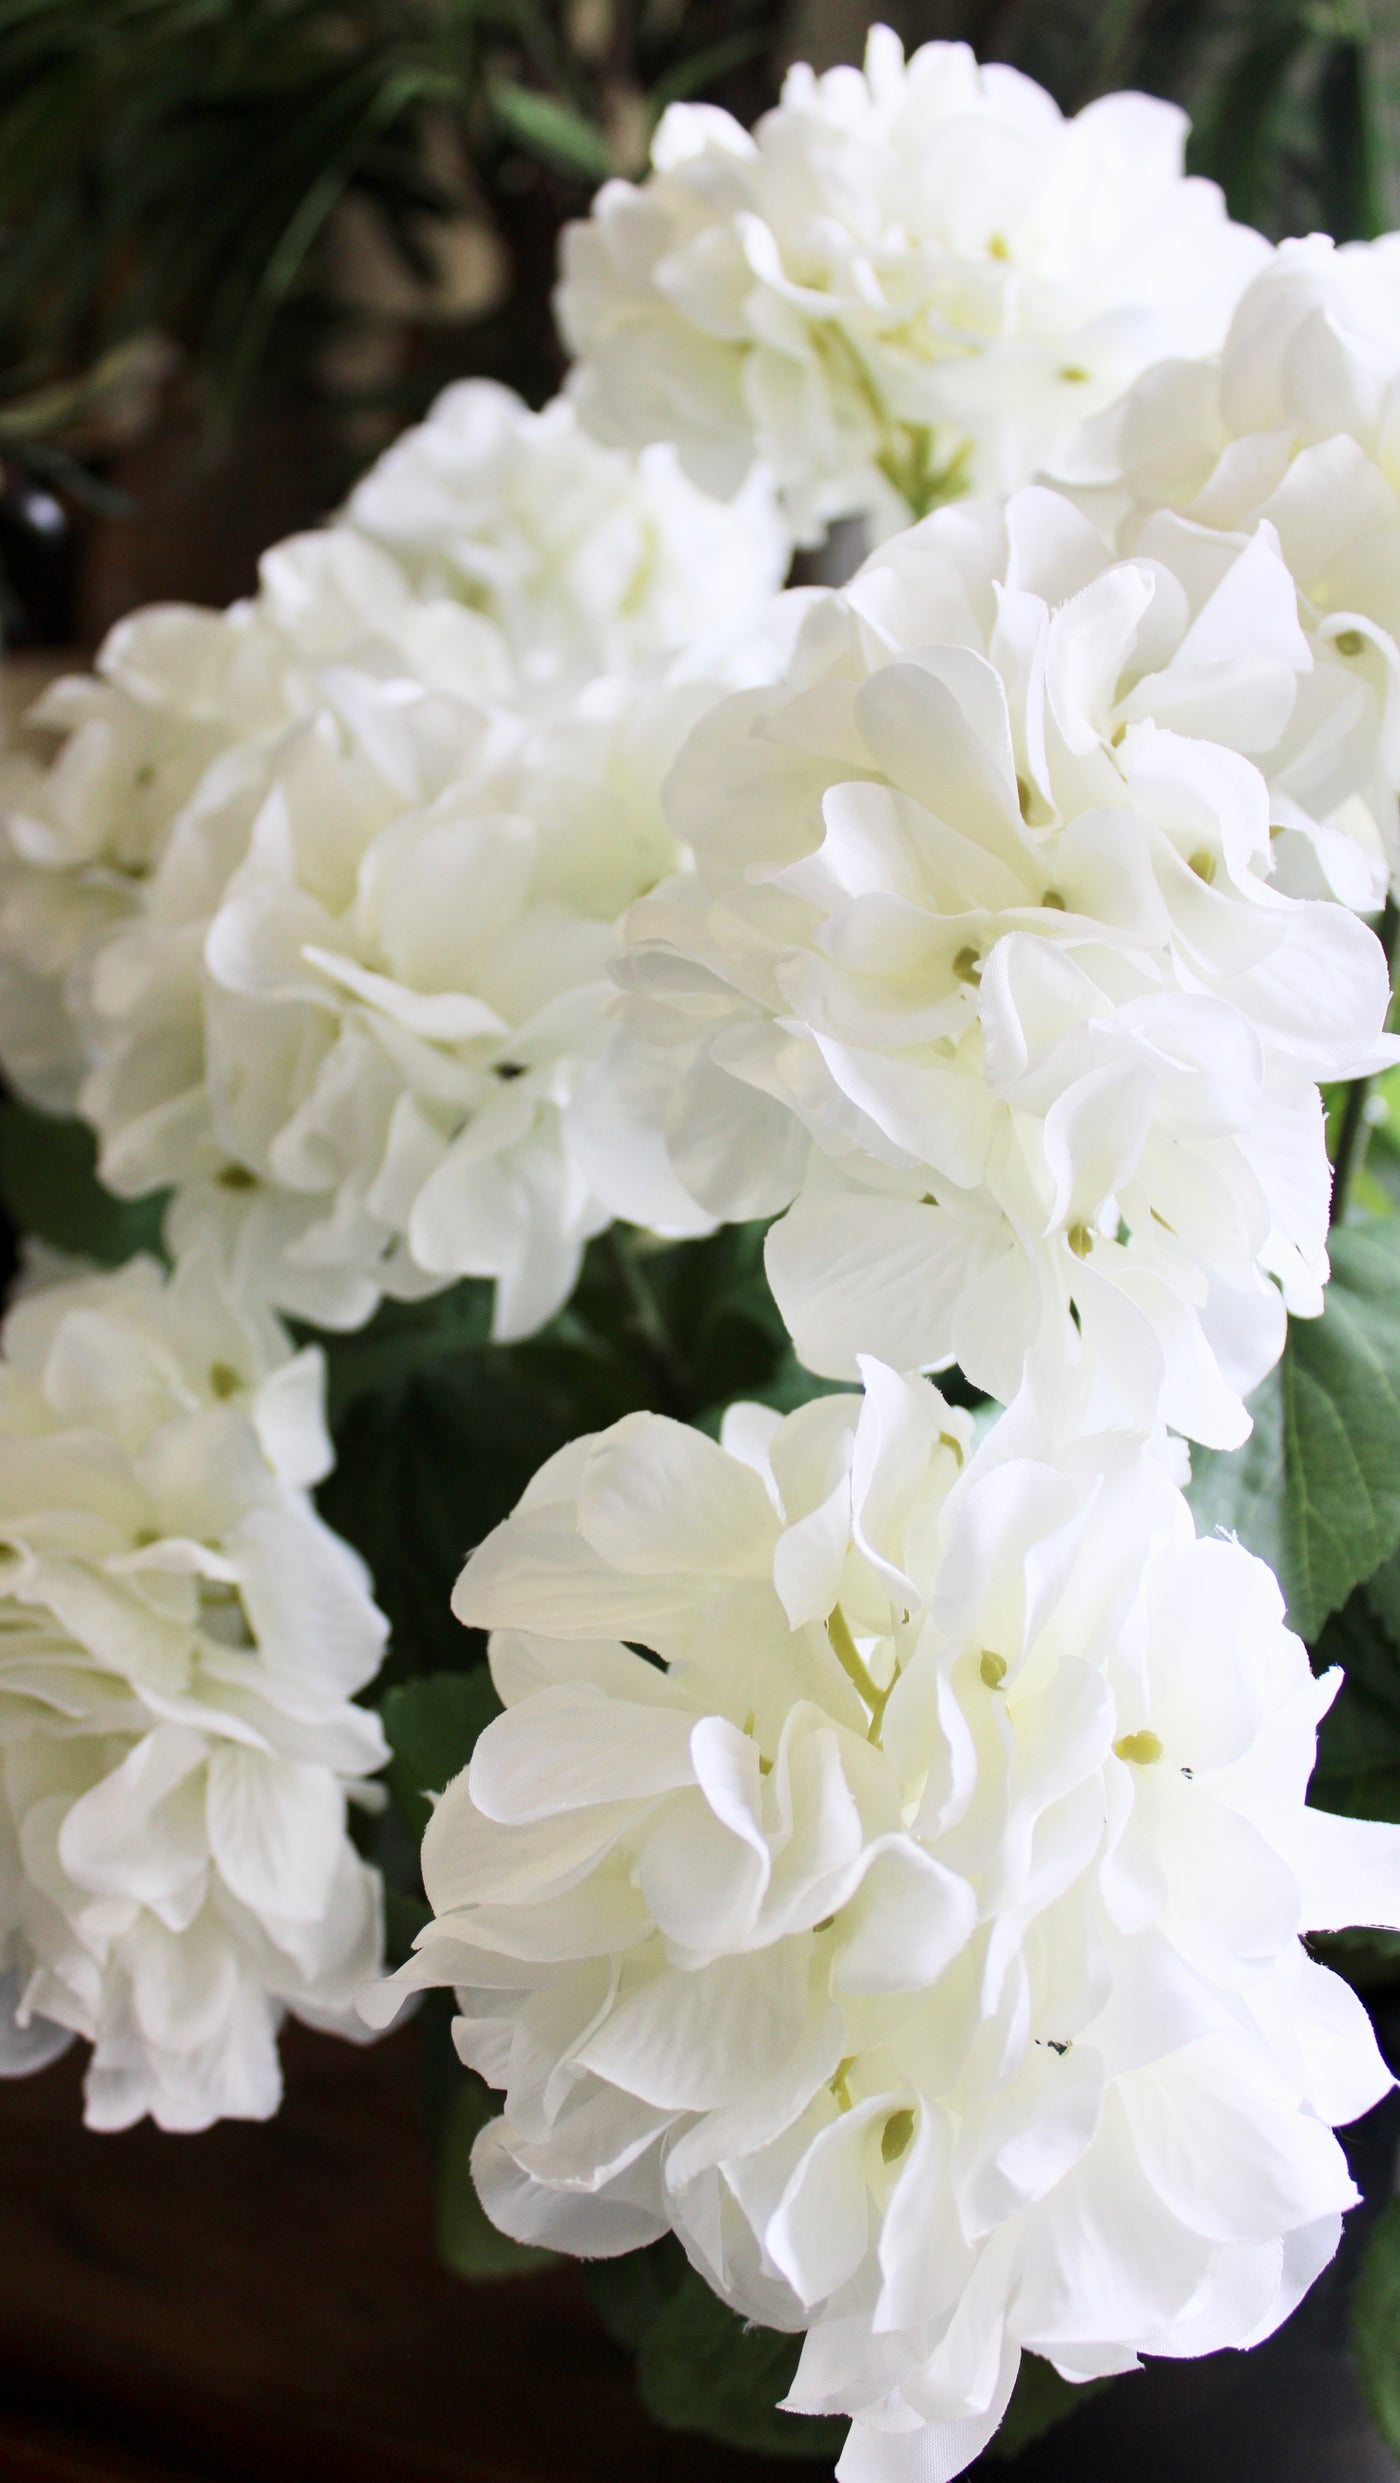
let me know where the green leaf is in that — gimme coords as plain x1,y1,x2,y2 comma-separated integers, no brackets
585,2236,687,2352
0,1100,167,1266
1353,2193,1400,2455
987,2355,1111,2461
1311,1589,1400,1825
634,2262,846,2460
317,1324,642,1682
1188,1222,1400,1641
1284,1220,1400,1638
435,2069,556,2282
1186,1363,1286,1584
490,78,612,180
315,1280,493,1425
380,1667,501,1841
383,1881,430,1967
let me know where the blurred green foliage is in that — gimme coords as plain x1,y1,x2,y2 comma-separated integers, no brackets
0,0,787,449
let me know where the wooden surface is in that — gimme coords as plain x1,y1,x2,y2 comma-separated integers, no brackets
0,2022,829,2483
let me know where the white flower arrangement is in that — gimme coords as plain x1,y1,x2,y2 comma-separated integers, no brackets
1,20,1400,2482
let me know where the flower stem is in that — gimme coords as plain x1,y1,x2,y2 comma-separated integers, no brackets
1331,894,1400,1225
827,1604,892,1742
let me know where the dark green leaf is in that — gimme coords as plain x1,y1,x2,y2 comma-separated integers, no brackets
490,78,612,180
1186,1363,1286,1585
1188,1222,1400,1642
1311,1589,1400,1826
436,2068,556,2281
987,2354,1111,2461
634,2261,845,2460
585,2235,687,2352
317,1321,642,1682
383,1881,430,1967
0,1100,167,1266
1353,2193,1400,2455
1283,1220,1400,1638
315,1280,493,1426
381,1667,501,1841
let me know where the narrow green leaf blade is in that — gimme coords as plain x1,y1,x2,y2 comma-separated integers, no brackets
1353,2194,1400,2455
490,79,611,180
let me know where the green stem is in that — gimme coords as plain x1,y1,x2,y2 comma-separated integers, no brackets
603,1225,683,1381
827,1605,892,1743
1331,894,1400,1225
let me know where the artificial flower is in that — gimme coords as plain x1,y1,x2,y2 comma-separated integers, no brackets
0,1252,388,2130
557,26,1268,544
1059,232,1400,907
78,657,729,1335
370,1364,1400,2481
346,378,790,699
580,485,1395,1444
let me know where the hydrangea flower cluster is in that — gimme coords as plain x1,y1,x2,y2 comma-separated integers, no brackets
346,378,789,698
582,487,1395,1443
1061,233,1400,906
0,1253,388,2132
557,27,1268,542
0,385,791,1334
377,1368,1400,2482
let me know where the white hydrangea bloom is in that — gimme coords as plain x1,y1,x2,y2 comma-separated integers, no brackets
75,653,737,1337
556,26,1268,546
579,487,1395,1447
0,528,515,1120
0,1252,389,2132
346,379,791,698
367,1365,1400,2483
0,384,792,1335
1059,232,1400,907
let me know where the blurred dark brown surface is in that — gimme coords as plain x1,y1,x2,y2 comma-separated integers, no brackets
0,2023,827,2483
75,389,341,654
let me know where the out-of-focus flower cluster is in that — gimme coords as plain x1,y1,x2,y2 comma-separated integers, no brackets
0,386,791,1334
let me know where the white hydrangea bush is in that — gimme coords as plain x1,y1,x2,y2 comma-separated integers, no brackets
0,1251,389,2132
579,484,1395,1446
557,27,1268,544
1060,232,1400,906
369,1365,1400,2483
